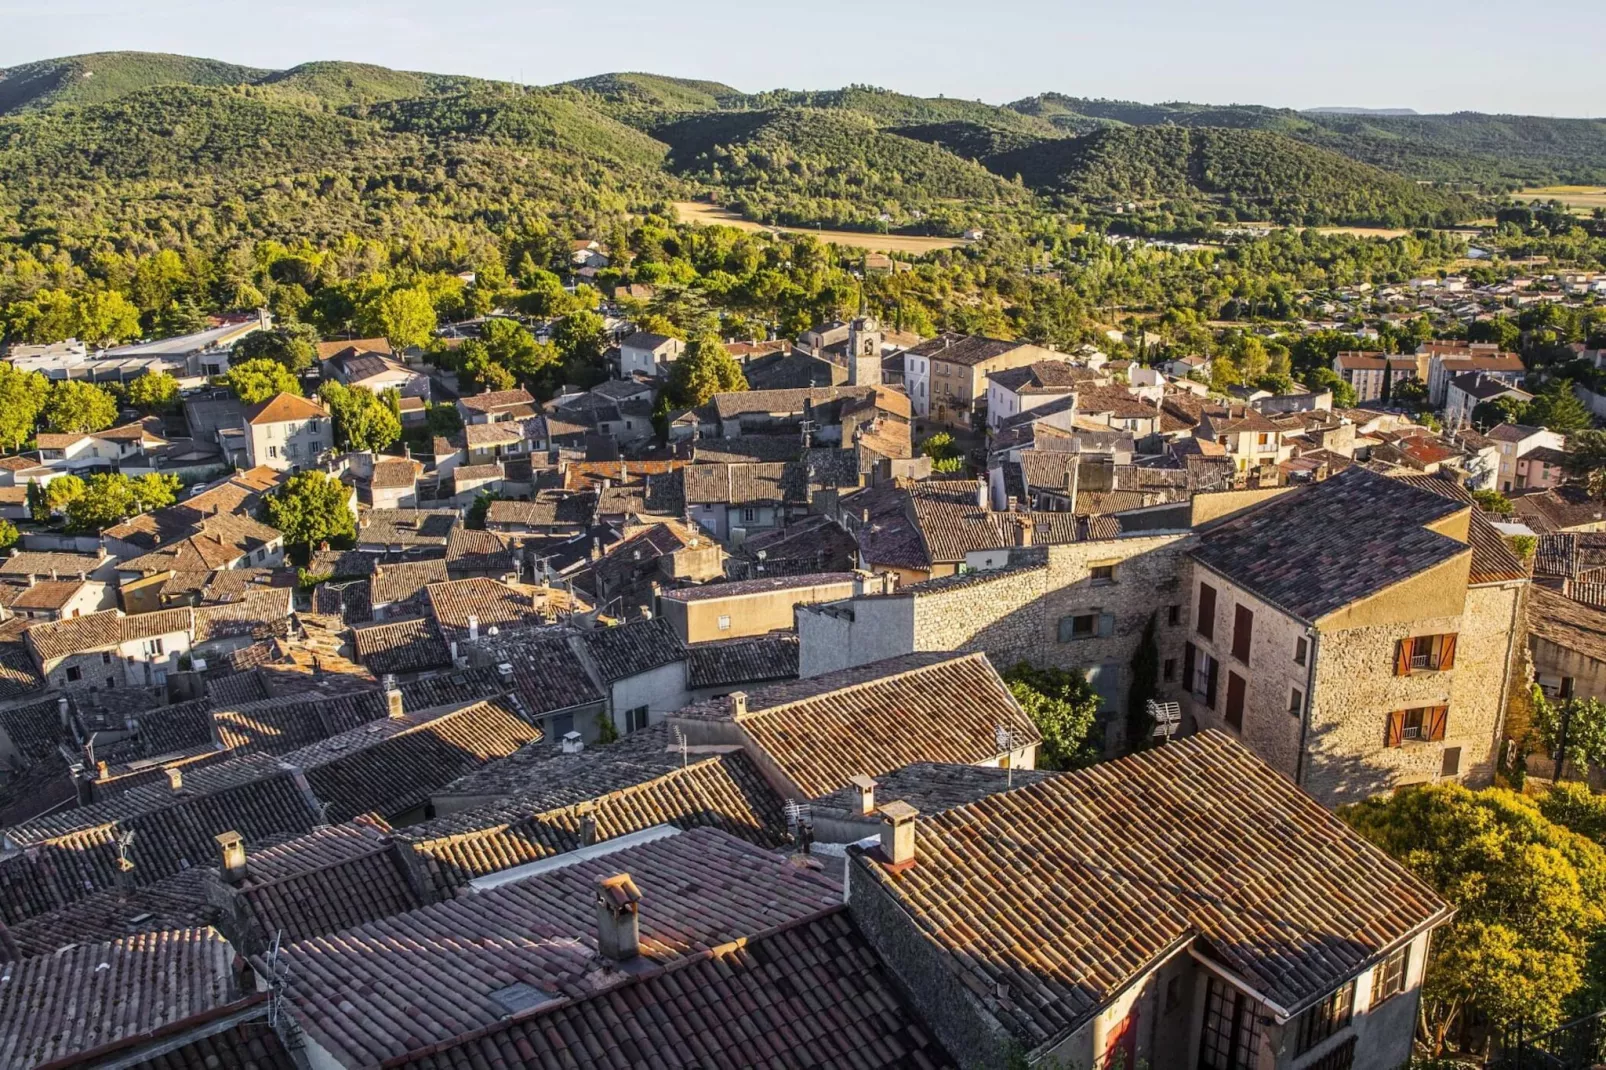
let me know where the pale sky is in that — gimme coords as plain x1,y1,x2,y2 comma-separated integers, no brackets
2,0,1602,117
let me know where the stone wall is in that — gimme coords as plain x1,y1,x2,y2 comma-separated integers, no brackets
1531,632,1606,703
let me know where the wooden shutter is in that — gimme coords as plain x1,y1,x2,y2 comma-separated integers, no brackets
1197,584,1216,640
1205,657,1219,709
1437,634,1458,670
1385,710,1405,747
1426,706,1449,742
1394,639,1412,677
1225,672,1246,729
1233,605,1254,664
1183,642,1196,692
1098,612,1116,637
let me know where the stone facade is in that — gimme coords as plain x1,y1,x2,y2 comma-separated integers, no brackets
1183,553,1524,808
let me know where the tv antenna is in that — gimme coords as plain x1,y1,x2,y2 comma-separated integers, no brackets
114,830,136,871
995,724,1019,786
672,724,689,768
1148,700,1182,744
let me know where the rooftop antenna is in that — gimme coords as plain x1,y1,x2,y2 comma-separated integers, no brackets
994,724,1018,787
1148,699,1182,744
672,724,689,768
114,829,136,871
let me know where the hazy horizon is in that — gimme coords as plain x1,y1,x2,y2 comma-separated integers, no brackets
1,0,1603,118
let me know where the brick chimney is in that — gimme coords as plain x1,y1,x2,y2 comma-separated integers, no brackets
878,800,919,868
215,830,248,883
1015,514,1035,548
595,873,642,962
849,774,878,816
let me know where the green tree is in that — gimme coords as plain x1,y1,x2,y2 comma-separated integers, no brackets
1566,429,1606,499
317,381,401,452
0,518,19,553
42,381,117,434
667,331,748,407
1303,367,1357,408
265,469,357,552
0,365,48,450
72,290,142,346
1392,378,1429,411
1533,691,1606,775
1472,395,1531,429
41,474,84,517
364,286,437,350
1526,379,1591,435
1472,488,1513,516
553,309,608,365
125,371,179,413
131,472,180,513
919,431,965,474
1342,784,1606,1052
1002,662,1102,770
64,473,140,532
224,358,302,404
480,318,559,383
26,483,47,523
232,323,320,374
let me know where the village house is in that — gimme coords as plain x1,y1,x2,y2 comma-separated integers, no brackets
26,607,195,690
1332,351,1422,403
1486,423,1567,492
657,571,866,643
1443,371,1533,428
1184,470,1527,807
902,333,1063,429
323,345,431,399
985,361,1103,432
1528,583,1606,705
243,392,334,471
618,330,685,378
455,387,537,425
1421,341,1525,405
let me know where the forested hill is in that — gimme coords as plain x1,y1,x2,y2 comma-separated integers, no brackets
0,50,1599,243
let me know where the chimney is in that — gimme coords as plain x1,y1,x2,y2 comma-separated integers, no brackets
497,662,514,686
975,478,987,509
384,678,404,719
1015,514,1035,548
57,696,71,729
595,873,643,962
467,614,479,641
561,730,585,754
26,574,34,588
215,830,248,884
165,767,183,792
849,774,878,816
878,800,919,868
97,760,108,778
729,691,748,719
577,801,598,846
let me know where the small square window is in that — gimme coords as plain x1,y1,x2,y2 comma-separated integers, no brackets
1090,563,1116,585
1167,604,1181,626
717,615,732,631
102,652,112,665
1289,688,1303,716
1441,747,1462,777
1163,658,1176,682
66,666,82,682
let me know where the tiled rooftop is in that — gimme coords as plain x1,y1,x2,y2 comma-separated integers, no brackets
572,617,686,682
278,827,841,1066
859,731,1450,1047
685,634,800,689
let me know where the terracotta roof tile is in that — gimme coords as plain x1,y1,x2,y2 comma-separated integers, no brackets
244,392,329,425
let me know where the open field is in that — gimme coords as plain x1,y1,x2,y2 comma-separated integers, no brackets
1313,226,1413,239
672,202,967,253
1513,186,1606,212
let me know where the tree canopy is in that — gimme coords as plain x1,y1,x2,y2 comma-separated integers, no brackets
224,358,302,404
1001,662,1102,770
41,380,117,434
265,469,356,551
318,380,401,452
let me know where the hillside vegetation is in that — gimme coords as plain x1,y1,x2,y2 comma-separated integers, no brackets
986,125,1473,226
0,52,269,114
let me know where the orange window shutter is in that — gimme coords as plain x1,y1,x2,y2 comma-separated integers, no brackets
1427,706,1448,742
1437,634,1457,670
1385,710,1405,747
1395,640,1412,677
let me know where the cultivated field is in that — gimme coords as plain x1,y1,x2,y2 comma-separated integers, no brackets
1513,186,1606,213
672,202,967,253
1313,226,1413,239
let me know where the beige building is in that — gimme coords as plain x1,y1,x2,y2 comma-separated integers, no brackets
1333,352,1421,403
26,608,195,691
1184,470,1527,807
901,333,1060,429
245,393,334,471
658,572,868,644
1528,584,1606,703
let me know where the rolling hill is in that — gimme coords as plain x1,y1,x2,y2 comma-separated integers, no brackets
0,52,270,114
985,125,1472,225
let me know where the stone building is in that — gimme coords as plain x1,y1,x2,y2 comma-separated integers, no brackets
1183,469,1528,807
1528,583,1606,702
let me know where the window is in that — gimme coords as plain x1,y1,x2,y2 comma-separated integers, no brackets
1190,648,1219,708
1395,633,1457,675
1295,637,1308,666
1305,1038,1357,1070
66,666,82,682
1386,705,1448,747
549,712,574,742
144,638,163,657
717,615,732,631
1089,563,1116,585
101,652,112,665
1058,611,1113,642
624,705,650,732
1372,945,1410,1008
1295,979,1355,1055
1231,605,1253,664
1197,583,1216,640
1199,976,1265,1070
1225,672,1246,729
1441,747,1462,777
1163,658,1176,682
1290,687,1304,717
1167,604,1181,626
740,507,758,524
